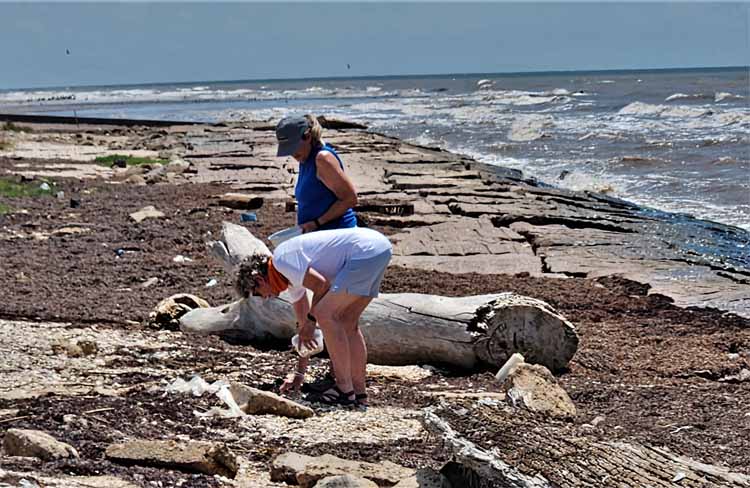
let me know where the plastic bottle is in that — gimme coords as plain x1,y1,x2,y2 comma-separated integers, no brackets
291,328,324,357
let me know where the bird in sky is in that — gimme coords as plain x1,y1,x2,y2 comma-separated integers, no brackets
347,63,351,70
66,49,70,55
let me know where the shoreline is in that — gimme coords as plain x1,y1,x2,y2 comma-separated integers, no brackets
0,117,749,486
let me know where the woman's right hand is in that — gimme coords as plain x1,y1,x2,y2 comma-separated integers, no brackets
300,221,318,234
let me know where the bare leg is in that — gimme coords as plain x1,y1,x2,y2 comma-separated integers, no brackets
341,296,373,398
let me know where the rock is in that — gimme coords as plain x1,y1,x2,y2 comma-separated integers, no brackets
271,452,414,488
229,382,314,419
78,340,98,356
497,361,577,419
217,193,264,210
105,439,238,478
149,293,210,329
315,475,379,488
139,277,159,289
129,205,165,223
166,158,191,174
123,174,146,185
3,429,79,461
393,468,451,488
51,339,83,357
144,164,168,183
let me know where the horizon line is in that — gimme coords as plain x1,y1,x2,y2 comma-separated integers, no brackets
3,64,748,92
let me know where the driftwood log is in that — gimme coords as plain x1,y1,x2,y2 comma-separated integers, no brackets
180,223,579,371
423,407,750,487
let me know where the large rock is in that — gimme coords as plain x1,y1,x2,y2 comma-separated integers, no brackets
3,429,79,461
229,382,314,419
129,205,165,223
497,360,577,419
271,452,414,488
217,192,264,210
315,475,379,488
105,439,238,478
150,293,210,329
393,468,452,488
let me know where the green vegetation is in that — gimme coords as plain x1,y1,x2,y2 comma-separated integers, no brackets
95,154,169,167
0,203,11,215
0,177,51,198
1,122,33,133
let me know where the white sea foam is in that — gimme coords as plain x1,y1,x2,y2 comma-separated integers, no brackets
715,91,745,103
508,115,555,142
664,92,712,102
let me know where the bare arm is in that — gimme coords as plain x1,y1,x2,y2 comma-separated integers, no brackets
302,266,331,314
305,151,357,230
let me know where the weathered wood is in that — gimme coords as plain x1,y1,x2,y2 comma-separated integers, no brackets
423,407,750,488
179,222,578,371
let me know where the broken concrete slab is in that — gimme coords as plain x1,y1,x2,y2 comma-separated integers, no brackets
271,452,415,488
129,205,165,223
105,439,238,478
229,382,314,419
3,429,79,461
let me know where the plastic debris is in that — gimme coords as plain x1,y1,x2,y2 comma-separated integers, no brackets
672,471,686,483
240,212,257,222
166,375,227,397
39,182,51,191
205,278,218,288
173,255,193,263
291,328,324,357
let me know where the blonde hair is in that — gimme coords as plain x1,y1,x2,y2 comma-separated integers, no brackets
304,114,324,148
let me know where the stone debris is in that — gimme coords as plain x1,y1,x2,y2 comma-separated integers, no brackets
105,439,238,478
217,192,264,210
230,382,315,419
50,339,97,358
0,471,139,488
149,293,209,329
315,474,379,488
366,364,433,382
393,468,451,488
497,359,577,419
3,429,79,461
271,452,415,488
129,205,165,223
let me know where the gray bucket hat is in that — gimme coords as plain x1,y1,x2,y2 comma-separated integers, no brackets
275,115,310,157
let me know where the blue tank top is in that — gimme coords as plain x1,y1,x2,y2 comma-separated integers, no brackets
295,143,357,230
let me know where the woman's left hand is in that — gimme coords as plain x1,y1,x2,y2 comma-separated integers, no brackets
300,221,318,234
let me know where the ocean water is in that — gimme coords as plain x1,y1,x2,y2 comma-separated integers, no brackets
2,67,748,230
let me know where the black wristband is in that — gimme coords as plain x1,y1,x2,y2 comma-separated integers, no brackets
307,313,316,323
314,218,321,229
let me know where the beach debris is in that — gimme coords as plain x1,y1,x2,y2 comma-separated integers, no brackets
229,382,314,419
3,429,79,461
217,192,264,210
166,375,227,397
50,339,97,357
166,158,191,174
38,182,50,191
173,255,193,263
139,277,159,288
149,293,209,329
271,452,414,488
672,471,687,483
70,197,81,208
105,439,238,478
366,364,433,382
496,356,577,419
240,212,257,222
205,278,218,288
55,191,64,199
719,368,750,383
129,205,165,223
315,475,378,488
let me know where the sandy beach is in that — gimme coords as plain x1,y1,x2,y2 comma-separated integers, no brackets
1,117,749,487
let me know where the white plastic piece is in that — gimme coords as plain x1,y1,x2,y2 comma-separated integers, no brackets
495,352,526,383
268,226,302,248
291,328,324,357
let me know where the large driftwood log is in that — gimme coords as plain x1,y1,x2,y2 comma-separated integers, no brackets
180,223,579,371
423,408,750,487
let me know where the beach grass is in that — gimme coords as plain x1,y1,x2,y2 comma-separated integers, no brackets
0,203,11,215
1,122,33,133
0,177,51,198
95,154,169,167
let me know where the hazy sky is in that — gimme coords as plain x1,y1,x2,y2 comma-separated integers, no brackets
0,2,748,89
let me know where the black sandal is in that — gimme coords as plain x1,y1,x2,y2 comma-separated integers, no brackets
301,371,336,394
355,393,368,408
305,385,355,406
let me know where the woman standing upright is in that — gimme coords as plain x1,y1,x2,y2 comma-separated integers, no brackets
276,114,358,233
